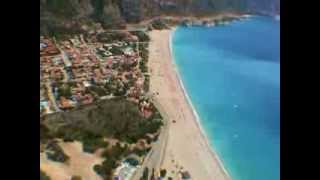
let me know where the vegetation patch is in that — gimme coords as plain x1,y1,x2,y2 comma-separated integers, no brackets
88,85,109,97
97,32,128,43
139,43,149,73
150,19,168,30
140,167,149,180
41,98,162,150
40,170,51,180
93,142,138,180
71,175,82,180
41,97,162,179
144,74,150,92
46,0,78,17
160,169,167,178
45,140,69,163
130,31,150,42
109,47,124,55
132,147,151,157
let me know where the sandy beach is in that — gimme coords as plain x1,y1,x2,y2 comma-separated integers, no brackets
148,29,230,180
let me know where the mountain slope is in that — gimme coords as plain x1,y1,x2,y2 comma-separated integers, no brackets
40,0,280,35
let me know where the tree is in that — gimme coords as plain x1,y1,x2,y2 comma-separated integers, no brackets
40,123,52,143
89,86,107,97
45,140,69,163
100,2,124,29
46,0,78,17
58,84,72,98
71,175,82,180
82,136,109,153
109,47,123,55
160,169,167,178
140,167,149,180
151,19,168,30
150,168,155,180
40,170,51,180
93,164,104,176
131,31,150,42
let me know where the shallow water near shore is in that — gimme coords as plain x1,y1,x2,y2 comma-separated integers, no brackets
172,16,280,180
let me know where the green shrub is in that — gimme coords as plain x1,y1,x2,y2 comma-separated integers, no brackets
93,164,105,178
102,142,130,159
40,170,51,180
46,0,78,17
143,75,150,92
160,169,167,178
45,141,69,163
82,137,109,153
57,84,72,98
40,123,52,144
71,175,82,180
94,158,118,179
88,86,108,97
132,147,151,157
151,19,168,30
91,0,105,18
109,47,123,55
140,167,149,180
130,31,150,42
97,32,127,43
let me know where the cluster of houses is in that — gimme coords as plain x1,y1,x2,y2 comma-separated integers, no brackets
40,33,150,117
40,38,64,114
40,37,60,56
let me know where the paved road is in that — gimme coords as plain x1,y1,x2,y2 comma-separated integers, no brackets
45,82,60,112
131,97,169,180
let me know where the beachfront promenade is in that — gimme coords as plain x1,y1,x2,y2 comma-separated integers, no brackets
131,97,169,180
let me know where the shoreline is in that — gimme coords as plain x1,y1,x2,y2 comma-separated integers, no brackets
148,29,230,180
168,28,231,179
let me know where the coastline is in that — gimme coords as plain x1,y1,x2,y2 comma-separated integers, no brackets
148,29,230,180
168,28,231,179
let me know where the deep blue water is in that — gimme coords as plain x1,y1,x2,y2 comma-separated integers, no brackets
172,16,279,180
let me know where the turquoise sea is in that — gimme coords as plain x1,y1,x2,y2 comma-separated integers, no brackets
172,16,280,180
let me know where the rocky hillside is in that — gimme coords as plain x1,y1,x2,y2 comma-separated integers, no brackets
40,0,280,35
